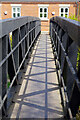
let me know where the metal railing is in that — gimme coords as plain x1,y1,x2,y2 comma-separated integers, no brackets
0,16,41,118
50,16,80,119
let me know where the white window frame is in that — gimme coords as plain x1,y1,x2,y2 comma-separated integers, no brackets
11,4,21,18
38,4,49,20
59,4,70,18
12,7,21,18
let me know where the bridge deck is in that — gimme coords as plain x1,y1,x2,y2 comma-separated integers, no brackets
7,34,64,119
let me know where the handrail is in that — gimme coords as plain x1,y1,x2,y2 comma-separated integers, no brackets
0,16,41,118
50,17,80,46
50,16,80,119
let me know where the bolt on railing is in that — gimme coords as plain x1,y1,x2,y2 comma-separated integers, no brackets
0,16,41,118
50,16,80,119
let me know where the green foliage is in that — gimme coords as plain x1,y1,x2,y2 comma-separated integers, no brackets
7,82,10,88
7,74,10,88
76,47,80,71
65,14,68,18
79,6,80,16
61,14,80,22
68,15,78,21
76,106,80,120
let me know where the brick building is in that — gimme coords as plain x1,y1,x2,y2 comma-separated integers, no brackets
77,1,80,20
0,0,79,32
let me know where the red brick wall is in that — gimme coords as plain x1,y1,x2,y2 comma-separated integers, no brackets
41,3,76,31
21,4,38,17
1,2,77,31
1,4,11,19
69,4,76,16
78,2,80,20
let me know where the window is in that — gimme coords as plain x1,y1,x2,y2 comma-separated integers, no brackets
11,4,21,18
12,7,21,18
38,4,49,20
59,4,70,18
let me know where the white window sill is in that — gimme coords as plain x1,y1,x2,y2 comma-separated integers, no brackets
40,18,49,21
11,4,22,7
59,4,70,7
38,4,49,7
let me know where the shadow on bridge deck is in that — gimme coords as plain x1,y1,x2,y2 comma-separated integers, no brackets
7,34,64,119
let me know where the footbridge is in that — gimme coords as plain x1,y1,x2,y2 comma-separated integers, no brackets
0,16,80,120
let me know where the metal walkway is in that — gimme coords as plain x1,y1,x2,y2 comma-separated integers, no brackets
7,34,63,119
